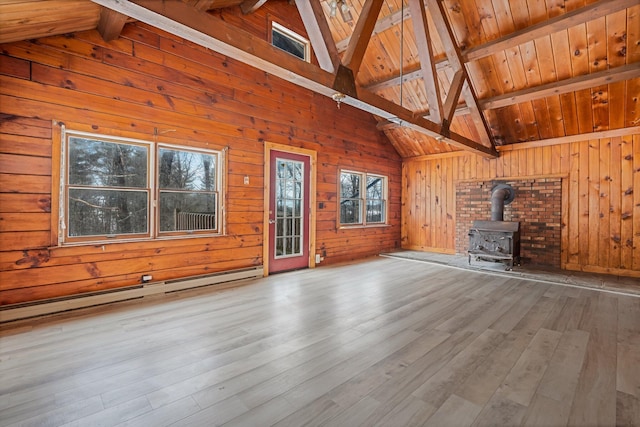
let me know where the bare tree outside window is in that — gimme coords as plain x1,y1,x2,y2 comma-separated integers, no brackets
63,132,222,243
67,137,149,238
340,170,387,226
158,148,218,233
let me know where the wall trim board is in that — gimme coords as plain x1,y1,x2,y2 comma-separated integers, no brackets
402,128,640,161
454,173,568,183
496,127,640,152
400,245,456,254
564,263,640,278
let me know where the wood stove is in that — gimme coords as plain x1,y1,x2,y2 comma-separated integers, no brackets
468,220,520,270
467,184,521,270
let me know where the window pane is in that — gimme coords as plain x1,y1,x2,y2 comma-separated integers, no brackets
272,29,306,60
159,148,217,191
68,189,148,236
366,200,385,223
159,192,217,232
68,137,147,188
340,172,361,198
340,199,361,224
366,176,383,199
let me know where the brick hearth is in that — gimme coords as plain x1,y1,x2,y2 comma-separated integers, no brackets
456,178,562,268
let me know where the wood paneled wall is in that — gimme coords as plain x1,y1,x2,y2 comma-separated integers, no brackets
402,136,640,277
0,3,401,305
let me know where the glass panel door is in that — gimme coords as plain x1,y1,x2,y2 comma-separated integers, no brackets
268,150,310,273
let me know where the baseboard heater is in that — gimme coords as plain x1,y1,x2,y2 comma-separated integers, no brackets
0,266,264,323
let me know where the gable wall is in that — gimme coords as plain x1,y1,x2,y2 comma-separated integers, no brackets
402,138,640,277
0,11,401,305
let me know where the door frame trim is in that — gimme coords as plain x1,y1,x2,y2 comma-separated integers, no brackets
263,142,317,276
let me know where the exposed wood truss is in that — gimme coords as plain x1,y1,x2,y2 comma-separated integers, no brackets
90,0,498,158
335,6,411,52
341,0,384,78
408,0,442,122
96,7,128,41
295,0,340,73
361,0,637,111
3,0,636,157
425,0,492,146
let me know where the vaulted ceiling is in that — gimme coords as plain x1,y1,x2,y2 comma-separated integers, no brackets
1,0,639,158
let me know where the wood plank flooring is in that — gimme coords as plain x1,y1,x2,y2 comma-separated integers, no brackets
0,256,638,426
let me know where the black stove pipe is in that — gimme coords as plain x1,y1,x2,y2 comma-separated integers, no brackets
491,184,515,221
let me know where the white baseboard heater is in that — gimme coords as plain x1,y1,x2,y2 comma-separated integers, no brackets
0,266,264,323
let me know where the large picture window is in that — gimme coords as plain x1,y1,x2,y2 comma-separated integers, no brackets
63,131,223,243
339,170,388,226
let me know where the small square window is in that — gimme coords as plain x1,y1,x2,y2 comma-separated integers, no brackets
271,22,310,62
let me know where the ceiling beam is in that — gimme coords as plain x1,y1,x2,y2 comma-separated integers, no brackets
90,0,496,158
295,0,340,73
342,0,384,78
240,0,268,14
408,0,442,123
463,0,637,62
357,89,498,157
426,0,493,148
481,62,640,110
361,0,635,98
364,58,449,92
335,6,411,52
97,6,128,41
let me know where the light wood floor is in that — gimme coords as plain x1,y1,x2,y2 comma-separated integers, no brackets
1,257,638,427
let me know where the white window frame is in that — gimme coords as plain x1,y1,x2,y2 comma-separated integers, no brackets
271,21,310,62
339,169,388,227
60,129,224,245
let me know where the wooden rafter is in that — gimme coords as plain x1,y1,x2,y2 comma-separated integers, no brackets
335,7,410,52
408,0,442,122
240,0,267,14
442,68,465,126
342,0,384,78
462,0,637,62
362,0,635,102
356,89,498,157
97,6,128,41
295,0,340,73
425,0,493,148
90,0,498,158
480,62,640,110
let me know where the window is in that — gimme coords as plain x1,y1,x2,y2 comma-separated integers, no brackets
62,130,223,243
339,170,388,226
271,22,310,62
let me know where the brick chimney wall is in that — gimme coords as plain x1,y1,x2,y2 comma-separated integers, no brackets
456,178,563,268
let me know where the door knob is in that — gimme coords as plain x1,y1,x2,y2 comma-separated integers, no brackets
268,219,276,224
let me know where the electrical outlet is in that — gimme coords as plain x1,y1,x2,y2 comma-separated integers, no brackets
141,275,153,283
244,176,250,185
315,254,321,264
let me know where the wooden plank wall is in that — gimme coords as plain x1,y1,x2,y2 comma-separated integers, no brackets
0,3,402,305
402,136,640,277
